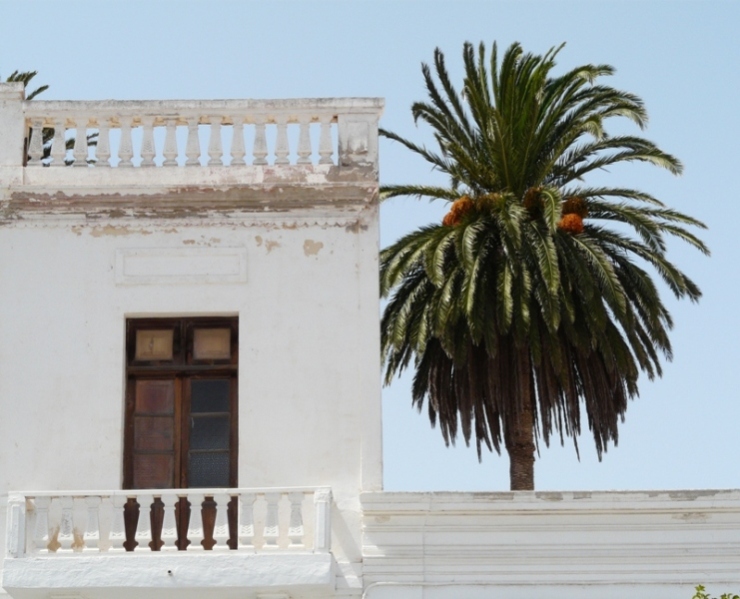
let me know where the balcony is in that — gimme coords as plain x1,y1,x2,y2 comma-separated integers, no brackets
0,82,383,220
3,487,334,599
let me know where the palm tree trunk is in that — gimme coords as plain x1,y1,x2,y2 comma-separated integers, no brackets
505,349,536,491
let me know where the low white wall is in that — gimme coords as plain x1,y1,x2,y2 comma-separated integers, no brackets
361,490,740,599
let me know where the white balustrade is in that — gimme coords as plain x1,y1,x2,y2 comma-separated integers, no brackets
288,491,305,547
56,496,75,552
207,117,223,166
185,118,200,167
83,496,101,552
159,492,179,551
108,495,128,552
274,117,290,165
263,492,281,547
140,117,156,167
212,492,231,551
96,121,111,167
238,492,256,551
50,120,66,166
134,493,154,551
20,98,382,169
186,492,206,551
162,118,178,167
252,118,268,166
73,119,88,167
313,488,332,553
118,118,134,167
27,118,44,165
31,495,51,553
15,487,331,556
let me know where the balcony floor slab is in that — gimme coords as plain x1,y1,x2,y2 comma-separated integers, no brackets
3,552,335,599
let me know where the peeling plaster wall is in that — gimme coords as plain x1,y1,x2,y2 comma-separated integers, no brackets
0,207,381,493
0,197,381,592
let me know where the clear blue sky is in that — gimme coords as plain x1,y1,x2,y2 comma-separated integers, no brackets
2,0,738,491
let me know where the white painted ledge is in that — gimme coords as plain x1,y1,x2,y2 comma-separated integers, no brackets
2,552,334,599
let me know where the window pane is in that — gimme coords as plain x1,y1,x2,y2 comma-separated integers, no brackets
193,328,231,360
190,415,230,450
135,380,175,413
135,329,174,361
188,452,230,488
135,416,174,451
191,379,230,413
133,453,174,489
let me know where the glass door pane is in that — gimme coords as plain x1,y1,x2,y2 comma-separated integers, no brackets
187,378,231,488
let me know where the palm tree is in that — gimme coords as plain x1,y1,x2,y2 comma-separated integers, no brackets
380,42,708,490
4,70,49,100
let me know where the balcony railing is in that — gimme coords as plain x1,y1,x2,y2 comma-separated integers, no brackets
5,487,331,557
0,84,382,175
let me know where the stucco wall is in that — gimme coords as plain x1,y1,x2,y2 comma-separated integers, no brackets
0,209,381,495
0,201,381,595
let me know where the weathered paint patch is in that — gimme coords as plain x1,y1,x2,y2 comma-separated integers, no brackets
673,512,710,522
303,240,324,256
539,492,564,502
265,240,280,253
345,220,369,233
89,225,152,238
255,235,263,246
3,182,377,223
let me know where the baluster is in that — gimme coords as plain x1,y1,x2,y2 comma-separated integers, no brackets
108,495,127,552
134,493,154,552
140,117,156,167
160,493,179,551
313,489,332,552
297,116,312,164
274,117,289,165
83,496,101,552
57,496,75,552
263,492,280,547
288,492,305,547
118,117,134,167
73,119,88,167
32,496,51,554
318,116,334,164
238,493,256,551
185,118,201,167
96,118,111,167
186,493,205,550
252,118,268,165
230,118,246,166
51,120,67,166
212,493,231,551
208,117,223,166
28,118,45,165
163,119,178,166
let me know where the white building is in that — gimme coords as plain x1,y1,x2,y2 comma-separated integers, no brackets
0,82,738,599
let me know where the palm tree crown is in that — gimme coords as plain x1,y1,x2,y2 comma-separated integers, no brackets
380,41,708,490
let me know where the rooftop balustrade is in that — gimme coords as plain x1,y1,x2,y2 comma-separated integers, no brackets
0,83,383,202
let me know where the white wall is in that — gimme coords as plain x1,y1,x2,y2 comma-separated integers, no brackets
0,190,381,596
0,209,381,496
